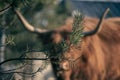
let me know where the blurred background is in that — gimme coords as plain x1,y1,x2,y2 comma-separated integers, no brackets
0,0,120,80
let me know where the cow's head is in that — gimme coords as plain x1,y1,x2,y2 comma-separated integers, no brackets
14,8,109,79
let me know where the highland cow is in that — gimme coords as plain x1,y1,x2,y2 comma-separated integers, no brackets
14,8,120,80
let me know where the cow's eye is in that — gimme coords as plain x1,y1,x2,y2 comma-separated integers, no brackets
81,55,88,63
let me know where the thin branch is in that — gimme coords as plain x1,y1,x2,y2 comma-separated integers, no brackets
0,4,12,13
1,63,28,72
0,58,49,66
0,0,17,14
0,68,39,75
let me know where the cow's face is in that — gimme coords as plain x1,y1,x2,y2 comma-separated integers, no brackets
59,46,82,70
56,44,88,77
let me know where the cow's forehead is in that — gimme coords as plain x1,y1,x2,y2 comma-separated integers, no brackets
63,45,82,56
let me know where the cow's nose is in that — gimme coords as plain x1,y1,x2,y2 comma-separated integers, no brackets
59,60,70,71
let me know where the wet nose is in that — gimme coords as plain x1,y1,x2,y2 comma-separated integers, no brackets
59,60,70,71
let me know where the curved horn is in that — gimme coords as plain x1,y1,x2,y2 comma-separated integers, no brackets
14,9,49,33
83,8,110,36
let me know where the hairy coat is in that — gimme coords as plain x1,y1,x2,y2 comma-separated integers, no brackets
12,8,120,80
57,17,120,80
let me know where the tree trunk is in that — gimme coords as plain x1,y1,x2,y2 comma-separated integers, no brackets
0,30,6,62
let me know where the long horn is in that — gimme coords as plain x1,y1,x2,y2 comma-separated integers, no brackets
14,9,49,33
83,8,110,36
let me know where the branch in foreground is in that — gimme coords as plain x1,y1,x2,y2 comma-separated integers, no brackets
0,62,28,72
0,57,55,75
0,4,11,13
0,67,40,75
0,58,49,66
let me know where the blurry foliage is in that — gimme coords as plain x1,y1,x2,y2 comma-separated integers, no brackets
0,0,71,63
70,10,84,45
6,35,15,45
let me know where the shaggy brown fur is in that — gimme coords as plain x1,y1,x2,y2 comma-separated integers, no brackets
14,9,120,80
56,17,120,80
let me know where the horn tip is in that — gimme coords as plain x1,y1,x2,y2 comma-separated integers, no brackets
106,8,110,12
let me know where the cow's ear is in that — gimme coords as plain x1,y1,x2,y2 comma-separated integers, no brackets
51,31,63,44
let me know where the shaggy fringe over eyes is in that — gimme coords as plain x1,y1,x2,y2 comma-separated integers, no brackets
44,10,84,59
